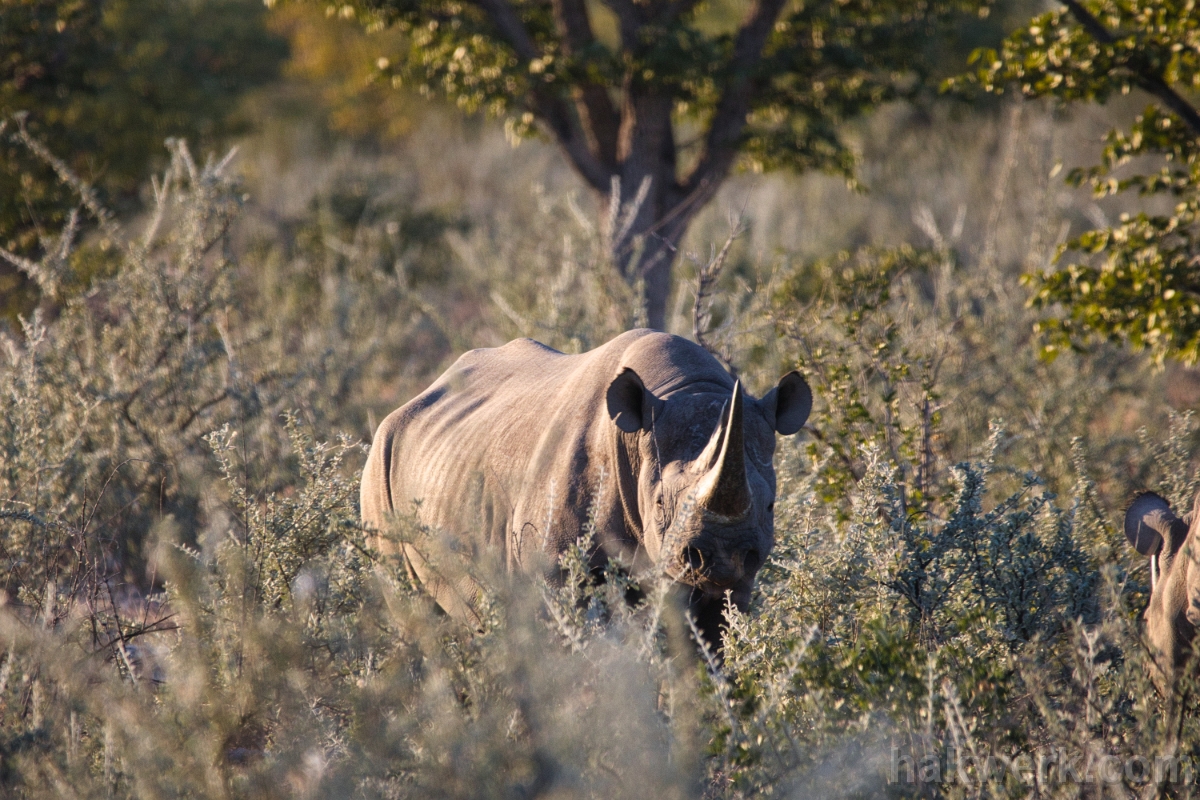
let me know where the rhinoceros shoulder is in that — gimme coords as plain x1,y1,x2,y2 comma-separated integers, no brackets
489,337,565,360
504,337,563,353
447,338,562,370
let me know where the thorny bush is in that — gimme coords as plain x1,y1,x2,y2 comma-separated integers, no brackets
0,123,1196,798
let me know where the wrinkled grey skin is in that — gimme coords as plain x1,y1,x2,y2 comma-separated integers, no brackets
1125,490,1200,693
360,329,812,645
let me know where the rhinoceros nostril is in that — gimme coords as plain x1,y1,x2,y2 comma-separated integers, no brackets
683,546,706,573
743,548,761,574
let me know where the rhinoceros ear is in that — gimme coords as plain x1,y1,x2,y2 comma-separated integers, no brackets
607,368,659,433
1125,492,1175,556
761,371,812,435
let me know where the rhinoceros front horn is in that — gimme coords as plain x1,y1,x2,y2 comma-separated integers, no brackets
696,382,752,517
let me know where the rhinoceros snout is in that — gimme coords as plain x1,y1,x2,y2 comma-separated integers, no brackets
679,543,760,589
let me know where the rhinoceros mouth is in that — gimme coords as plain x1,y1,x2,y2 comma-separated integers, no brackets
665,565,729,594
685,584,751,617
666,563,706,587
670,568,749,601
670,558,730,590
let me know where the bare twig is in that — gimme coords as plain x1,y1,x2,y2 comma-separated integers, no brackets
680,0,790,204
10,113,119,239
690,222,745,374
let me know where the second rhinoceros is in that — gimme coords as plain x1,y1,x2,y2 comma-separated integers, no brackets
1125,489,1200,691
360,329,812,645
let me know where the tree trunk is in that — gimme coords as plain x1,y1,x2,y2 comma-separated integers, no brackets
471,0,791,330
606,193,695,331
602,94,699,330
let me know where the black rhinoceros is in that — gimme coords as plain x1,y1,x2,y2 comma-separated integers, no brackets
1125,489,1200,690
360,329,812,645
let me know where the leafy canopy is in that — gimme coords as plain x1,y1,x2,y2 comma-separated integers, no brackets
268,3,422,141
967,0,1200,364
296,0,1001,328
328,0,996,189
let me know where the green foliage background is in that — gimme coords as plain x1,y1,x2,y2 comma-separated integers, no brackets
962,0,1200,363
0,0,286,320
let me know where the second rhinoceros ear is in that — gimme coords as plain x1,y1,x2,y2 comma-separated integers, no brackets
761,371,812,435
606,368,661,433
1125,492,1176,556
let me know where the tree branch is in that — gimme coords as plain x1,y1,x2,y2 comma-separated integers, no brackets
532,90,617,191
474,0,542,61
599,0,641,50
680,0,790,202
552,0,620,167
471,0,614,190
661,0,703,26
1061,0,1200,139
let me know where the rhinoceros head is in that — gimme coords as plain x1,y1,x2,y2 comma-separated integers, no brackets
1124,490,1200,692
606,367,811,632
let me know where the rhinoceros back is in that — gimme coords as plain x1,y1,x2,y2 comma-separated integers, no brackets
360,329,734,569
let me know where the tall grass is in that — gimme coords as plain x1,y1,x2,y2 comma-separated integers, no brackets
0,104,1196,798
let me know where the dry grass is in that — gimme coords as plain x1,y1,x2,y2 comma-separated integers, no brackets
0,96,1195,798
